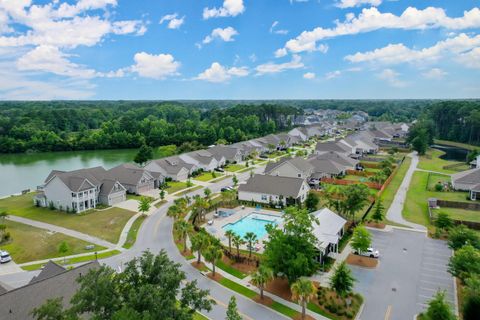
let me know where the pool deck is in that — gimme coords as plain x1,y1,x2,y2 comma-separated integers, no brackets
202,206,283,252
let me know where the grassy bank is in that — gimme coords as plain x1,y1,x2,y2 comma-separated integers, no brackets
123,215,146,249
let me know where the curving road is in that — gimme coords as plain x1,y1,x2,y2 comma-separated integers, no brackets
1,166,287,319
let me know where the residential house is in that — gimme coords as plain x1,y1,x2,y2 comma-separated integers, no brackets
145,156,193,182
238,174,310,205
207,145,243,164
180,150,219,171
106,163,155,195
315,140,352,156
264,157,315,179
451,167,480,200
311,208,347,262
314,151,360,170
0,261,99,320
470,155,480,169
35,166,126,212
308,158,349,179
341,131,379,155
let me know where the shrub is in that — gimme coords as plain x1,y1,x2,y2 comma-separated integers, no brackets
435,183,443,192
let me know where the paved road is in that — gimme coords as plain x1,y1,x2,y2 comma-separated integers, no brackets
352,228,455,320
0,165,286,320
386,152,427,231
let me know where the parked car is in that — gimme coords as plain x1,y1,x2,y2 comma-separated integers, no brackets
353,247,380,258
0,250,11,263
215,168,225,172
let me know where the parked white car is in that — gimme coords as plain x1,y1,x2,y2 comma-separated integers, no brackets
353,247,380,258
0,250,11,263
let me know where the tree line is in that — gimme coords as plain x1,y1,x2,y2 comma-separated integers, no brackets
0,102,300,153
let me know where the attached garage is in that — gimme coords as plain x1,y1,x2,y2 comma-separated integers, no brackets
108,192,126,205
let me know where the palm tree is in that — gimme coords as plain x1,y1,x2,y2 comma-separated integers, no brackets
191,232,210,265
244,232,258,258
232,234,245,258
251,265,274,300
167,205,180,220
174,220,192,253
193,196,208,222
225,230,235,253
291,278,317,320
204,188,212,200
204,242,223,277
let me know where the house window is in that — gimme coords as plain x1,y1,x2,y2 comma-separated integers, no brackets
72,193,76,197
261,195,267,201
298,173,302,177
89,190,93,194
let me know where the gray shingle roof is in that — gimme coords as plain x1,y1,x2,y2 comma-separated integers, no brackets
238,174,307,197
45,167,107,192
315,141,351,153
29,261,66,284
208,145,240,161
106,163,153,186
452,168,480,186
264,157,314,175
308,158,346,176
0,261,100,320
313,151,358,167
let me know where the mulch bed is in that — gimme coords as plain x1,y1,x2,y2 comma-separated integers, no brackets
181,249,193,257
365,221,386,229
191,261,208,272
222,255,257,274
264,277,293,301
346,253,378,268
293,314,315,320
207,272,224,282
253,295,274,306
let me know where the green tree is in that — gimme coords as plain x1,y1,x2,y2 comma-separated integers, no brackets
174,220,193,253
232,234,245,258
263,207,318,283
204,188,212,200
448,244,480,282
435,212,453,230
351,226,371,254
421,291,456,320
371,199,385,223
447,225,480,250
31,297,73,320
330,262,355,298
305,192,320,212
138,197,151,216
232,175,238,188
133,144,153,165
224,230,235,254
291,278,317,320
191,232,210,265
251,265,274,300
186,178,193,188
411,131,429,155
167,205,180,220
463,275,480,320
326,184,369,223
244,232,258,258
204,241,223,277
58,241,69,265
160,189,165,200
226,296,242,320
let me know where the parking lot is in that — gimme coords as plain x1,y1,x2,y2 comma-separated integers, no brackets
351,228,456,320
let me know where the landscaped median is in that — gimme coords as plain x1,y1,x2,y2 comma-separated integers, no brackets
123,214,147,249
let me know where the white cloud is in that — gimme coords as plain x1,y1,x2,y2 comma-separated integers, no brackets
202,27,238,44
255,54,304,75
112,20,147,35
274,48,288,58
195,62,249,83
457,47,480,69
131,52,180,79
160,13,185,29
377,68,406,87
203,0,245,19
249,54,257,62
336,0,382,9
422,68,447,79
16,45,97,78
325,70,341,79
270,21,288,35
280,7,480,55
345,33,480,66
303,72,316,79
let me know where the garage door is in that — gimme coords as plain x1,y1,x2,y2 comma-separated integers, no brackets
137,183,154,194
109,193,125,205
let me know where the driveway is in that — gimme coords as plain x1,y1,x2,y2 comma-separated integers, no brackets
352,228,456,320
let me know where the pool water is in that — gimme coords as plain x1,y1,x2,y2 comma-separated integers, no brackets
222,213,282,239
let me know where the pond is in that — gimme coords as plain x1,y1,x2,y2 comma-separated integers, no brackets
0,149,138,198
431,145,469,162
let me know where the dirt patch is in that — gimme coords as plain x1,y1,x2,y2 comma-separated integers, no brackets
253,295,274,306
222,255,257,274
365,221,386,229
207,272,223,282
346,253,378,268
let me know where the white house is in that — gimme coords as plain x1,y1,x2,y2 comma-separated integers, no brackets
238,174,310,206
311,208,347,261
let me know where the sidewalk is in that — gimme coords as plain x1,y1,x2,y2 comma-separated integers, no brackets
310,244,352,287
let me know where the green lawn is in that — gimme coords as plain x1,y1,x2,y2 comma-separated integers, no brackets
21,250,121,270
0,220,105,264
0,193,136,244
154,200,167,208
126,194,154,202
123,215,146,249
434,139,479,151
417,148,463,174
426,173,451,191
193,172,224,182
431,208,480,223
378,157,411,212
215,259,247,279
343,175,368,182
164,181,190,194
224,164,246,172
176,185,203,196
402,171,473,227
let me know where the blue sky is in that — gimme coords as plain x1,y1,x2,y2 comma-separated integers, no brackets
0,0,479,100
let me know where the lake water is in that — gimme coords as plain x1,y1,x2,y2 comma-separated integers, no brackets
0,149,138,197
432,145,469,162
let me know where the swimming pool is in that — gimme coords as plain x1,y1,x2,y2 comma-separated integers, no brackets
222,213,282,239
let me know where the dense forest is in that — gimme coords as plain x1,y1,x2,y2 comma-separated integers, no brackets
408,100,480,153
0,102,300,153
